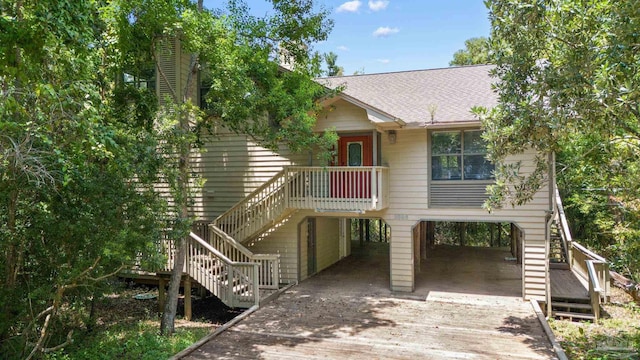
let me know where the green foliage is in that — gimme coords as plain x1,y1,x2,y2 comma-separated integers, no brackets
106,0,336,335
324,51,344,76
434,222,511,247
42,321,210,360
1,0,335,351
480,0,640,280
0,0,168,357
196,0,336,154
449,37,492,66
549,298,640,360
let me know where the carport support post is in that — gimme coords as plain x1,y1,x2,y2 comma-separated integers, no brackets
365,219,371,242
420,222,427,260
184,276,192,321
158,277,166,314
510,224,517,257
413,224,420,273
359,219,364,246
490,224,495,247
427,221,435,248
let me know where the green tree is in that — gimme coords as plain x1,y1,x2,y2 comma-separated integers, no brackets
0,0,166,357
449,36,492,66
325,51,344,76
477,0,640,280
109,0,336,335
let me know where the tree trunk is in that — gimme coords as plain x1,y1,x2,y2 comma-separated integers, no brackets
160,238,186,335
5,188,19,288
160,1,202,335
160,108,191,335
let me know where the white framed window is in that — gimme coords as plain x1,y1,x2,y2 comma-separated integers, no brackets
431,130,494,181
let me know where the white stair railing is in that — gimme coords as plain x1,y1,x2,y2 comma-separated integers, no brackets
586,260,604,323
214,166,389,244
208,225,280,290
163,232,259,308
202,166,390,298
215,169,289,243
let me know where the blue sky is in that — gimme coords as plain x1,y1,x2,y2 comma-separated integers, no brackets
203,1,491,75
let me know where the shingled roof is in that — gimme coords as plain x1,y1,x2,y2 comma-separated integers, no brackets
318,64,497,128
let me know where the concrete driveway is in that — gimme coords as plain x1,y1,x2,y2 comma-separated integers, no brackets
183,242,556,359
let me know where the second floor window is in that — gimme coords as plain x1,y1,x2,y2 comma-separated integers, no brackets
431,130,494,181
123,71,155,90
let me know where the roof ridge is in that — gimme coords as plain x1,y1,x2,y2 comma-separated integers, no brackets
317,64,494,80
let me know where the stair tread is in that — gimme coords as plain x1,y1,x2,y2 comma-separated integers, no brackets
553,311,595,320
551,302,592,310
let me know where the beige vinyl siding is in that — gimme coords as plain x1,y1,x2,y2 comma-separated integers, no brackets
190,129,309,220
315,217,340,272
155,37,204,217
246,212,308,284
315,99,376,131
430,182,491,207
247,213,343,284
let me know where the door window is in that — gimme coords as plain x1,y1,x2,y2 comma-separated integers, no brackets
347,142,363,166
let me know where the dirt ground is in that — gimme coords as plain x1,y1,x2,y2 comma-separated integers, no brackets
97,283,242,328
183,243,556,359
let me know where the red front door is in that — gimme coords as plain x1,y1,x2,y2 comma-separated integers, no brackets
338,135,373,167
332,135,373,198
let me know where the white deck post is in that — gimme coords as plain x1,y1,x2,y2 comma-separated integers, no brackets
371,167,377,210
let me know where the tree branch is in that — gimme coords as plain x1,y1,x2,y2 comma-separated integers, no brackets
42,330,74,353
25,313,52,360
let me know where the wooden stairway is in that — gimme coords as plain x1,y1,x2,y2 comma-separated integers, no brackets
550,266,595,321
180,166,389,307
549,188,608,322
213,166,390,245
551,297,595,321
160,232,261,309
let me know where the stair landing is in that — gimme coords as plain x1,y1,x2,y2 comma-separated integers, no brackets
550,268,589,300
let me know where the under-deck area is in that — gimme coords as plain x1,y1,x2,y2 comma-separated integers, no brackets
184,240,554,359
415,245,523,298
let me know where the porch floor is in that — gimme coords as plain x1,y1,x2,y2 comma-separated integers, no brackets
183,242,555,359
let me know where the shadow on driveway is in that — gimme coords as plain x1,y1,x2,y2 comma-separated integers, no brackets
184,242,556,359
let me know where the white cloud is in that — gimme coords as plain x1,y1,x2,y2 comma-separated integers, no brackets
368,0,389,11
337,45,350,51
336,0,362,13
372,26,399,37
376,59,391,64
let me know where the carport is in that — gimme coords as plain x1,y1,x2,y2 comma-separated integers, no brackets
181,240,555,360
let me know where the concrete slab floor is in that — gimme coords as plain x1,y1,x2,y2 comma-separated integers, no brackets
183,242,556,359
